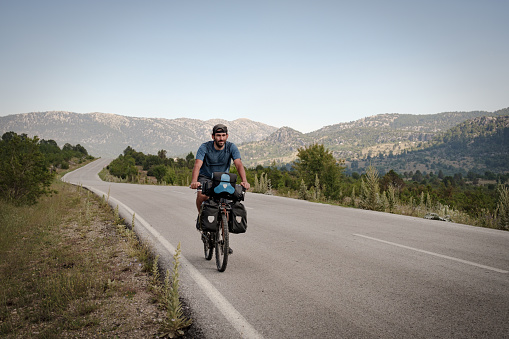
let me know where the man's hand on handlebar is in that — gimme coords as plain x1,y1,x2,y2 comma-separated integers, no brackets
190,181,201,190
240,181,250,190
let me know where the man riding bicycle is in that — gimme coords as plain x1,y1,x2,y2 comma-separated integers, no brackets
190,124,250,230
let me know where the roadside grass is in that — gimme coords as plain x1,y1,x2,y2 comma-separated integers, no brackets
0,174,192,337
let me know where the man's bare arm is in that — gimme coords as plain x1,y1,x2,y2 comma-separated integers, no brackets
233,158,250,190
190,159,203,189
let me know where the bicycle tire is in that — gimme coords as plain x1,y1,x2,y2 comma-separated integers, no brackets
215,211,229,272
203,232,214,260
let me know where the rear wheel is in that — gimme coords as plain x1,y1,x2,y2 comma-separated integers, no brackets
203,232,213,260
215,212,229,272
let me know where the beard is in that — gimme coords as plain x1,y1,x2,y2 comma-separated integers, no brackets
214,139,225,148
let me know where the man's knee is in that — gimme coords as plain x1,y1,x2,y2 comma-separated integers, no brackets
196,193,209,211
197,192,209,202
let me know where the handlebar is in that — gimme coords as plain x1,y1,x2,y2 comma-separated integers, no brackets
191,183,246,201
190,183,248,191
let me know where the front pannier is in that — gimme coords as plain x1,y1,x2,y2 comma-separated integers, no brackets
229,202,247,234
200,199,219,232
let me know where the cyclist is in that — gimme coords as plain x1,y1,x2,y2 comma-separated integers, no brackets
190,124,250,232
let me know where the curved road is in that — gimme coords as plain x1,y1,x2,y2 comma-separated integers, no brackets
63,159,509,338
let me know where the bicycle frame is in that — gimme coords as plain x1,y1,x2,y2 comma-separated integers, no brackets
198,191,233,272
196,180,245,272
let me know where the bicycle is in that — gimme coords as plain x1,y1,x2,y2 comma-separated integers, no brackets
197,173,246,272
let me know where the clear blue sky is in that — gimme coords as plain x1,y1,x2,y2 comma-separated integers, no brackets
1,0,508,132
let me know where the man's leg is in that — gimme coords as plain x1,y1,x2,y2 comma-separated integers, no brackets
195,192,209,230
196,175,212,213
196,192,209,213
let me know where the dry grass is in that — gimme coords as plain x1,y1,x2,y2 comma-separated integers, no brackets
0,171,196,338
0,180,162,337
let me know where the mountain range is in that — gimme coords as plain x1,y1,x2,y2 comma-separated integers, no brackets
1,108,508,174
0,111,277,157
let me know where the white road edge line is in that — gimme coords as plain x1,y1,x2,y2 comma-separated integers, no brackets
85,185,264,339
353,234,508,274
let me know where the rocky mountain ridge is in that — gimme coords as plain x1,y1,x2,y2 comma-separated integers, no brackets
0,111,278,157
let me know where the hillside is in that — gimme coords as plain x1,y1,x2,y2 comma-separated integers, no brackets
240,127,312,166
359,115,509,175
309,109,509,159
0,112,278,157
239,108,509,167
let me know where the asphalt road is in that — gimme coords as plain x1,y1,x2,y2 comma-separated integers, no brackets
63,159,509,339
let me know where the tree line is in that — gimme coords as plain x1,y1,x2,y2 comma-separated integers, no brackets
107,143,508,230
107,146,195,185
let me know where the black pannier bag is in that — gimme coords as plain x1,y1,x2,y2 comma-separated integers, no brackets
229,201,247,234
200,199,219,232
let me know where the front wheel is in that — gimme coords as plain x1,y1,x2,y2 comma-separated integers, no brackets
215,212,229,272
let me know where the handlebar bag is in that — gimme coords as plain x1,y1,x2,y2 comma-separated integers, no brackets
200,199,219,232
212,172,237,197
229,201,247,234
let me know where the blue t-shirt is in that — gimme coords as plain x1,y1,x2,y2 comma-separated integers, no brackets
196,141,241,178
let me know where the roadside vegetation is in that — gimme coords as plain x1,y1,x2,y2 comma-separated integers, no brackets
0,132,93,205
0,180,157,337
104,144,509,230
0,132,193,338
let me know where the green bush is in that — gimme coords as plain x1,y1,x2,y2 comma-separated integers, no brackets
0,132,55,205
108,155,138,180
294,143,345,200
150,165,168,184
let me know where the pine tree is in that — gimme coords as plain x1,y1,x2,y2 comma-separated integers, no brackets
496,185,509,230
359,165,383,211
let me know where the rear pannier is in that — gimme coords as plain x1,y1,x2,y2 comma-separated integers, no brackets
200,199,219,232
229,202,247,234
